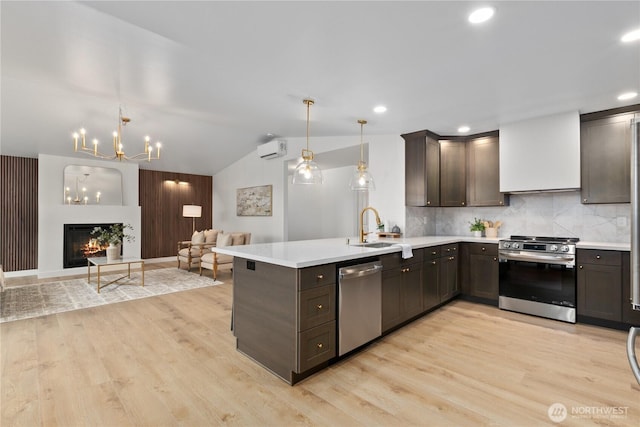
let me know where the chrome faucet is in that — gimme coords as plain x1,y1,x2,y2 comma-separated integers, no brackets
359,206,382,243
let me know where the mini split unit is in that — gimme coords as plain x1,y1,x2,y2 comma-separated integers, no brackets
257,139,287,159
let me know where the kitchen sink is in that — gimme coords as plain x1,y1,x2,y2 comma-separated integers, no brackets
351,242,396,248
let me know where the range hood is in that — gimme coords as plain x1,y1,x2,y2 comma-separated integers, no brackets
499,111,580,193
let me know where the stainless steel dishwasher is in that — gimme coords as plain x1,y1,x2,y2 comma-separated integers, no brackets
338,260,383,356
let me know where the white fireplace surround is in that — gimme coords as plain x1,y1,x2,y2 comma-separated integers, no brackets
38,154,142,278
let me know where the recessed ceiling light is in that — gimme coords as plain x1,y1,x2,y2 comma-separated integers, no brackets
458,126,470,133
618,91,638,101
373,105,387,113
468,7,495,24
621,28,640,43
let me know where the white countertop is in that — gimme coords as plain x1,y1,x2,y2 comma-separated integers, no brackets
213,235,631,268
212,235,499,268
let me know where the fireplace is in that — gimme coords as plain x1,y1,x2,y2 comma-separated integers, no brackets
63,223,121,268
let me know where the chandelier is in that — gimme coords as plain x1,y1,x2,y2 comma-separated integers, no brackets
292,99,323,185
73,106,161,162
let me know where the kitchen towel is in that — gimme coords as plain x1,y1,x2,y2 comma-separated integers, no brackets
394,243,413,259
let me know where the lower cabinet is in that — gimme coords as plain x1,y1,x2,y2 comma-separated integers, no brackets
467,243,499,300
439,244,459,302
577,249,622,322
423,247,440,310
622,252,640,325
381,249,424,332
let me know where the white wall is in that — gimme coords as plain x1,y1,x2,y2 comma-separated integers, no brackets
37,154,141,278
213,134,405,243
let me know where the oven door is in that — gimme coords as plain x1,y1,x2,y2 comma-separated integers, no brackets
499,251,576,307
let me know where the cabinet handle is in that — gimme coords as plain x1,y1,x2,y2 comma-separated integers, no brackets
493,257,497,261
449,256,455,261
583,198,588,203
317,274,324,280
427,201,431,205
402,267,410,273
316,304,323,310
481,247,486,251
317,343,323,349
579,265,583,269
431,251,437,255
499,201,503,205
432,261,437,265
595,255,601,260
461,202,465,206
447,248,451,252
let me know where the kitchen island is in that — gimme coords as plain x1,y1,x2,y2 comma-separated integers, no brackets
213,236,630,384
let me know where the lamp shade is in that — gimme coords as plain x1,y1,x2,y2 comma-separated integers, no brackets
292,159,323,184
182,205,202,218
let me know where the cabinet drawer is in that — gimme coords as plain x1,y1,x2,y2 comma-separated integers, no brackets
577,249,621,266
381,249,423,270
441,244,458,256
468,242,498,256
297,321,336,373
424,246,441,260
299,264,336,290
298,284,336,331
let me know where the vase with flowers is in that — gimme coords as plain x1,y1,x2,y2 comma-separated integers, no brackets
469,218,485,237
91,223,134,261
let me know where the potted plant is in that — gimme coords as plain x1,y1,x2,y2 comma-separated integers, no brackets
91,223,134,260
469,218,485,237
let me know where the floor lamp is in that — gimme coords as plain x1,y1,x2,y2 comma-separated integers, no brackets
183,205,202,234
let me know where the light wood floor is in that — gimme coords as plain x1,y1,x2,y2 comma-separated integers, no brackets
2,269,639,426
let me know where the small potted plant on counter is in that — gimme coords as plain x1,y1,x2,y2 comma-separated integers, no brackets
91,223,134,261
469,218,485,237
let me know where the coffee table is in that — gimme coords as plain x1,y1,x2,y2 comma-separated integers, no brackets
87,257,145,293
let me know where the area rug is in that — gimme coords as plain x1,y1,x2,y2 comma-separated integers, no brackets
0,268,222,323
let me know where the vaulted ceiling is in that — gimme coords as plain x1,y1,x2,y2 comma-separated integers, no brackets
1,1,639,175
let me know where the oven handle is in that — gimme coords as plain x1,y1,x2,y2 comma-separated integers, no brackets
499,252,575,265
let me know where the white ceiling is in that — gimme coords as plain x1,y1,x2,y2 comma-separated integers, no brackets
1,1,639,176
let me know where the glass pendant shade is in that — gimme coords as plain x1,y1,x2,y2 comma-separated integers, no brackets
350,119,375,191
293,157,323,184
293,99,322,185
350,162,376,191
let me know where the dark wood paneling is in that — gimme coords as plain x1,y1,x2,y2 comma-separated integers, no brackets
1,156,38,272
139,170,212,259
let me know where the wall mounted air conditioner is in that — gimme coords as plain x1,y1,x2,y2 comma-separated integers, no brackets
257,139,287,159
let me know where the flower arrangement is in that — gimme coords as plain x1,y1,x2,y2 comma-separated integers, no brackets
91,223,134,246
469,218,486,232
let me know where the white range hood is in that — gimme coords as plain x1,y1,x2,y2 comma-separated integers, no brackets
499,111,580,193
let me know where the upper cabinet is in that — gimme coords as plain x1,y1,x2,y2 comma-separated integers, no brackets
403,130,440,207
439,140,466,207
580,112,635,204
404,130,507,207
467,133,508,207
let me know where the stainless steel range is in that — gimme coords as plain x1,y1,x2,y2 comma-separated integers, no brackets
498,235,579,323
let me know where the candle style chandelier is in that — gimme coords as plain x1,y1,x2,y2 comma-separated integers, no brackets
72,106,162,162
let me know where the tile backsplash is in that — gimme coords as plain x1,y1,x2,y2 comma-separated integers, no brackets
406,192,631,243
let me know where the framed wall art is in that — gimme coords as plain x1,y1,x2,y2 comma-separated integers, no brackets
236,185,272,216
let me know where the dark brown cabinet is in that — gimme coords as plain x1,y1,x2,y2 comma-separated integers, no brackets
381,249,424,332
403,131,440,207
422,247,441,310
467,134,508,207
466,243,499,300
580,113,635,204
439,141,466,207
577,249,622,322
439,244,459,302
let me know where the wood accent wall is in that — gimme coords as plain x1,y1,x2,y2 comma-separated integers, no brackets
1,155,38,272
139,170,213,259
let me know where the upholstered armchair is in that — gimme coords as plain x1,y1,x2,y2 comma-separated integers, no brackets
200,232,251,279
177,229,221,271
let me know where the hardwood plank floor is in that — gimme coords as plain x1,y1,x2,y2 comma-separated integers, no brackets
2,269,639,426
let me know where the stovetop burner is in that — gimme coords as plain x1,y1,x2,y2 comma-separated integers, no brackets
508,235,579,244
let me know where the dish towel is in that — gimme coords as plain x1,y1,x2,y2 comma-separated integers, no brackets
394,243,413,259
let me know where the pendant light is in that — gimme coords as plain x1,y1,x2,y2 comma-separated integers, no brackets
349,119,375,191
293,99,323,184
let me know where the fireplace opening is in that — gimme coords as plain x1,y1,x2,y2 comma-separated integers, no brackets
63,223,122,268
